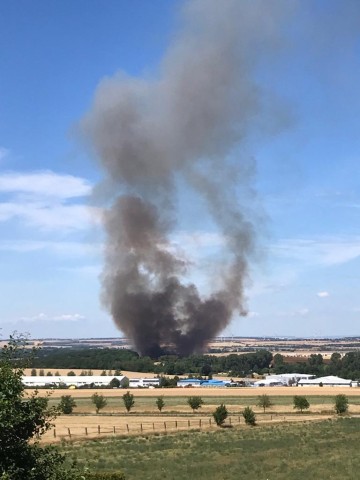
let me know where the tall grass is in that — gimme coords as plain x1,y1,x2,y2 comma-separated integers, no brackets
61,418,360,479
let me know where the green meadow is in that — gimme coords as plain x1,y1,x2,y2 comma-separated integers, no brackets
61,418,360,480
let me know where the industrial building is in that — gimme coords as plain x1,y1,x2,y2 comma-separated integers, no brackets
297,375,354,387
177,378,231,387
253,373,314,387
128,378,160,388
21,375,128,388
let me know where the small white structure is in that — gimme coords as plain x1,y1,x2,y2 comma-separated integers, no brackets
129,378,160,388
265,373,315,386
22,375,128,388
298,375,352,387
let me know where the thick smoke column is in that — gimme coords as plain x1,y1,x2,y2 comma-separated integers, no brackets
81,0,290,356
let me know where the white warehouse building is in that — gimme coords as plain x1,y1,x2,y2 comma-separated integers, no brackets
22,375,128,388
297,375,353,387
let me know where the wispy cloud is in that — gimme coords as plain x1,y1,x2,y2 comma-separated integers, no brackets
273,236,360,267
0,170,91,198
0,170,100,231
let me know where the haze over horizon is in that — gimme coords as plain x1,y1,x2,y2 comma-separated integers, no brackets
1,0,360,340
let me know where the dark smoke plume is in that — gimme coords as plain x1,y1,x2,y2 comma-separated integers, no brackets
81,0,291,356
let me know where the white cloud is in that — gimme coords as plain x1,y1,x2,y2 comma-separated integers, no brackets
0,170,101,231
0,171,92,199
317,291,329,298
273,236,360,267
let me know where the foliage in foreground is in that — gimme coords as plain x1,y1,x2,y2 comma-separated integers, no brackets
0,336,79,480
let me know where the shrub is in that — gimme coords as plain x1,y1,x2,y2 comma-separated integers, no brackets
187,396,204,413
293,395,310,413
156,396,165,412
91,393,107,414
58,395,77,414
334,394,349,414
242,406,256,426
122,391,135,413
213,404,228,426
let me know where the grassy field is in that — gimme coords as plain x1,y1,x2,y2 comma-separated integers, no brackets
60,418,360,479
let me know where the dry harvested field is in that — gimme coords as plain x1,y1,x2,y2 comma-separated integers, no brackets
27,385,360,398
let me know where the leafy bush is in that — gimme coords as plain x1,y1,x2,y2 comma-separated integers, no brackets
187,396,204,412
58,395,76,414
213,404,228,426
334,394,349,414
293,396,310,413
242,406,256,426
91,393,107,414
122,391,135,413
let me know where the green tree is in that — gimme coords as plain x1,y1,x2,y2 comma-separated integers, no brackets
31,368,37,376
242,406,256,426
67,371,76,376
156,396,165,412
91,393,107,414
257,394,273,413
0,335,81,480
293,395,310,413
58,395,77,414
213,404,228,426
187,396,204,413
46,371,53,377
122,391,135,413
334,394,349,414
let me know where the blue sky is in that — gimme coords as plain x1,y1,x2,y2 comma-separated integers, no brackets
0,0,360,340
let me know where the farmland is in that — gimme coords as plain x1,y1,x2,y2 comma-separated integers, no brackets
34,386,360,443
60,418,360,480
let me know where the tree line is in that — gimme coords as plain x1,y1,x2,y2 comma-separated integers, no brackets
31,348,273,377
273,351,360,379
29,347,360,379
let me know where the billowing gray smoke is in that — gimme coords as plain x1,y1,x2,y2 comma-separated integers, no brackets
81,0,291,356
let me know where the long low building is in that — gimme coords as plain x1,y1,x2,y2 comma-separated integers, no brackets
298,375,353,387
22,375,128,388
129,378,160,388
177,378,231,388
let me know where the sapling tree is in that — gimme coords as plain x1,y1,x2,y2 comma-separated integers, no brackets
293,395,310,413
334,394,349,414
242,406,256,426
58,395,77,414
257,394,273,413
122,391,135,413
156,396,165,412
187,396,204,413
213,404,228,426
91,393,107,414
